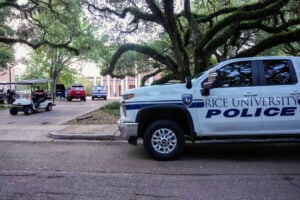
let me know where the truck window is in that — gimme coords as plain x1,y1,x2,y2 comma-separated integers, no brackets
216,61,253,87
263,60,295,85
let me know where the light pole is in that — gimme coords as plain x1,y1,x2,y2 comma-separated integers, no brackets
8,66,13,90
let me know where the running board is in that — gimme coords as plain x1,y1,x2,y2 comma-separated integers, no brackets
187,136,300,144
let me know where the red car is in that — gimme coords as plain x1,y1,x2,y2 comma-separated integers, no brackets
67,84,86,101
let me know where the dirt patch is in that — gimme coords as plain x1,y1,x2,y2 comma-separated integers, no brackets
64,109,119,125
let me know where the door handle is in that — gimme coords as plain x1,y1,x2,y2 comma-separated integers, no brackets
243,92,258,97
290,92,300,95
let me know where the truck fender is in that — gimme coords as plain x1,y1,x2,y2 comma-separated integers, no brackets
135,105,196,138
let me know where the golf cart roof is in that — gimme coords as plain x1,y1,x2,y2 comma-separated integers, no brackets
16,79,52,85
0,81,15,85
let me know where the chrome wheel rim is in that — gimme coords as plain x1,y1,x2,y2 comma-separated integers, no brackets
151,128,177,154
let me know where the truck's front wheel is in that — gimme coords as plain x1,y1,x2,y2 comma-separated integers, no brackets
143,120,185,161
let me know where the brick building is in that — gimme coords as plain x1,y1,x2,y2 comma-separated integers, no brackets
96,75,156,97
2,60,160,98
0,65,15,90
80,62,159,98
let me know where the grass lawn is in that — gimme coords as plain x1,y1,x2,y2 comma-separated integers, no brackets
64,101,120,125
0,104,9,110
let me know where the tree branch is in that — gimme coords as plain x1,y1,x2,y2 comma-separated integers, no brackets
84,0,159,23
108,43,178,75
198,0,287,50
239,18,300,33
236,29,300,58
0,37,79,55
194,0,277,24
141,68,164,86
184,0,200,43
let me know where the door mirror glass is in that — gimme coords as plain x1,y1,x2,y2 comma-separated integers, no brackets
204,71,218,89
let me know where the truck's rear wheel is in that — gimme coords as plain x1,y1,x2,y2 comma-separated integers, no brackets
143,120,185,161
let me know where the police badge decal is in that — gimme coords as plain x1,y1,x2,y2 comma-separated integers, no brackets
182,94,193,107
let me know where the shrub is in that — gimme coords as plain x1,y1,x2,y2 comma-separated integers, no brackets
99,101,120,117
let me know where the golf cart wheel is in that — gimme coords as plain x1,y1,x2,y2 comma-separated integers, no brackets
143,120,185,161
9,107,18,115
46,104,52,111
24,107,33,115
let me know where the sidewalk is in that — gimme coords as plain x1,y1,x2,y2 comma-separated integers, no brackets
49,124,121,140
0,124,122,142
0,99,123,142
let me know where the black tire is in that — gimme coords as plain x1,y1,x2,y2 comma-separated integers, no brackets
67,97,72,102
92,97,94,100
9,107,18,115
143,120,185,161
24,107,33,115
46,104,52,111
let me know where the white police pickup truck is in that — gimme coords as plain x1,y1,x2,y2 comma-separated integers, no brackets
118,56,300,160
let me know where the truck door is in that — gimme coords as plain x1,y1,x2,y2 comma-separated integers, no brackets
259,59,300,134
194,60,262,136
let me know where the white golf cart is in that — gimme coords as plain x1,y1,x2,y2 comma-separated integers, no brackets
9,79,54,115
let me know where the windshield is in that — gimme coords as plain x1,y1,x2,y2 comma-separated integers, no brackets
72,86,84,90
192,72,205,81
93,86,106,90
192,63,220,81
14,90,31,99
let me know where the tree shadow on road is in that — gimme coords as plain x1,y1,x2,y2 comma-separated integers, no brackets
182,142,300,161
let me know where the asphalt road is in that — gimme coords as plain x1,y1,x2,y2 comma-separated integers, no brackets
0,141,300,200
0,98,117,125
0,98,300,199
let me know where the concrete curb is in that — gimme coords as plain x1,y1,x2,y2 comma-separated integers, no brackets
49,131,122,140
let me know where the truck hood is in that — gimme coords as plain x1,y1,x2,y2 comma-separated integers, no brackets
124,83,189,102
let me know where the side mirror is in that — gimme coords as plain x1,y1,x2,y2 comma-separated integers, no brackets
201,71,218,96
185,76,192,89
201,88,210,96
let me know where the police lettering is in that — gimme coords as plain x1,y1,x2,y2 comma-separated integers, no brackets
204,98,228,108
206,107,297,118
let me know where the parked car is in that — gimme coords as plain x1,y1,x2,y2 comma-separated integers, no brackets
67,84,86,101
0,88,4,104
56,84,66,99
91,86,107,100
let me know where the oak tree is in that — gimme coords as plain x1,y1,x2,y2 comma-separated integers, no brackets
84,0,300,83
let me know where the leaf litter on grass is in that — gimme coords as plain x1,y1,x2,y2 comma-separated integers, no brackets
64,102,120,125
